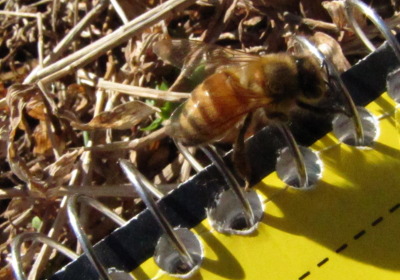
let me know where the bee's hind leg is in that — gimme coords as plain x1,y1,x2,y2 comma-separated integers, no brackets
233,112,253,191
296,100,349,116
319,62,354,118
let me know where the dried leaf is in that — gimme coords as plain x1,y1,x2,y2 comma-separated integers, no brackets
322,1,366,30
43,149,81,183
65,84,89,112
67,84,86,95
6,84,45,186
26,96,46,121
3,197,33,220
32,121,65,156
0,82,6,98
70,100,156,130
258,0,298,11
32,122,52,156
300,0,330,21
0,111,9,159
311,32,351,73
0,265,14,280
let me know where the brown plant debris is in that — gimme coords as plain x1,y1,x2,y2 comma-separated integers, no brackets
0,0,399,278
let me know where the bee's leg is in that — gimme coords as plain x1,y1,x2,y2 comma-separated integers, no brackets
296,100,351,117
233,112,253,191
320,60,333,85
320,62,354,117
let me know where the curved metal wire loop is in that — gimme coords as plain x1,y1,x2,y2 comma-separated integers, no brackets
67,194,128,280
132,167,164,199
119,160,196,270
344,0,400,61
11,232,79,280
293,35,365,145
199,145,256,228
174,140,255,227
276,123,309,188
174,140,204,173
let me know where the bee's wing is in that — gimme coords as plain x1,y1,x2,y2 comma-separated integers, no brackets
153,39,259,78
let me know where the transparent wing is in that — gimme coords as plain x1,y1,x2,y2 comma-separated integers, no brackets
153,39,259,78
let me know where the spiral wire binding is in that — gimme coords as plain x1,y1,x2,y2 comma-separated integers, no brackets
174,141,264,233
200,146,256,228
11,233,79,280
275,123,309,188
174,140,203,173
344,0,400,103
119,160,203,276
9,2,400,278
67,194,131,280
344,0,400,60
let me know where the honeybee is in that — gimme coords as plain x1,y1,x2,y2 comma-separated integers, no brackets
154,39,328,186
154,39,327,146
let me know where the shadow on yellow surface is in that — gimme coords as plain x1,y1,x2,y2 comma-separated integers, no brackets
196,223,246,279
257,116,400,272
132,96,400,279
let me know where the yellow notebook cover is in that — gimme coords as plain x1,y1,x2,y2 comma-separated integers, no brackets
134,94,400,280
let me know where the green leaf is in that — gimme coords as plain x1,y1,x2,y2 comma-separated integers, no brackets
140,118,163,131
83,131,90,146
32,216,42,231
156,79,169,91
145,99,156,106
141,80,179,132
160,101,176,119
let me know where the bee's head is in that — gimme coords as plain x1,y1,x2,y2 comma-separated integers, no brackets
295,56,327,104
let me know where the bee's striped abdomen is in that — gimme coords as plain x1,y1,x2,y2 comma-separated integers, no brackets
167,71,270,146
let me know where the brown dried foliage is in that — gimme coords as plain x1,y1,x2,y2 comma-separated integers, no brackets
0,0,399,278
